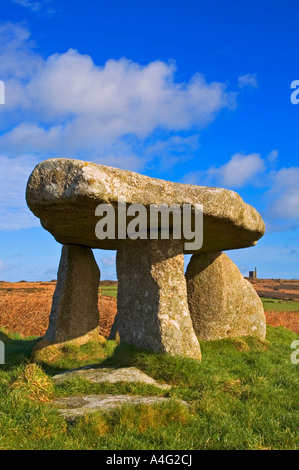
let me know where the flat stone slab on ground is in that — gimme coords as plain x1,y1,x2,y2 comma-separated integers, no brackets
55,394,189,420
52,366,172,390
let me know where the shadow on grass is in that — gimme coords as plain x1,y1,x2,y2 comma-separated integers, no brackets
37,343,149,377
0,327,143,376
2,325,298,381
0,329,41,370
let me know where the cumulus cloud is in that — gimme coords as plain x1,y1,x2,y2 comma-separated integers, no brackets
0,22,238,231
211,152,266,187
183,150,299,229
0,154,40,230
269,167,299,220
0,22,42,81
238,73,258,88
0,23,236,151
183,152,266,188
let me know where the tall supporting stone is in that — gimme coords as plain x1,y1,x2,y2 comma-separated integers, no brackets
185,252,266,341
44,245,100,345
114,239,201,360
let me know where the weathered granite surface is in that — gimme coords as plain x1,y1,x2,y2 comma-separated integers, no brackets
52,366,172,390
44,244,100,345
185,252,266,340
55,395,189,421
114,239,201,359
26,158,265,253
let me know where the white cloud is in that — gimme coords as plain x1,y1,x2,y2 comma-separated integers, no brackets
146,134,200,154
182,150,299,226
267,149,278,162
9,0,54,14
0,22,238,231
183,152,266,188
35,55,233,134
212,152,265,187
238,73,258,88
0,22,42,81
273,188,299,218
144,134,200,171
93,251,117,280
0,24,236,151
10,0,41,11
100,255,116,268
0,154,40,230
269,167,299,220
181,170,203,186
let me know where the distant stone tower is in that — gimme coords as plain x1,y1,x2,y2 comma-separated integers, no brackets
249,267,257,279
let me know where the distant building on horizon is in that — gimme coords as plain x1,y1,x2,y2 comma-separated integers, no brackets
249,267,257,279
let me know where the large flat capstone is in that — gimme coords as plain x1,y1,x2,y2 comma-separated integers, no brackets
26,158,265,254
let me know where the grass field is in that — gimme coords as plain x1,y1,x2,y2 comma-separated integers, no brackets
261,297,299,312
98,286,299,313
99,286,118,298
0,325,298,450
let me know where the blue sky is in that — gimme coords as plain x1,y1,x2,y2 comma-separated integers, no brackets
0,0,298,281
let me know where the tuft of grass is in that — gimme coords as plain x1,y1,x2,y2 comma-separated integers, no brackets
106,400,192,434
69,400,193,449
76,412,111,437
9,363,55,402
34,340,117,375
55,375,169,399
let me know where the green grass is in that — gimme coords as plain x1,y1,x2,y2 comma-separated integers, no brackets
261,297,299,311
99,288,299,310
99,286,118,297
0,326,298,449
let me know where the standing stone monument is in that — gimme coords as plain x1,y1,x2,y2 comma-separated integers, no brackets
45,245,100,345
185,252,266,340
116,239,201,359
26,158,266,359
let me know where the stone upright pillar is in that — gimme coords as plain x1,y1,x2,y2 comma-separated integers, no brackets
44,245,100,345
114,239,201,360
185,252,266,340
